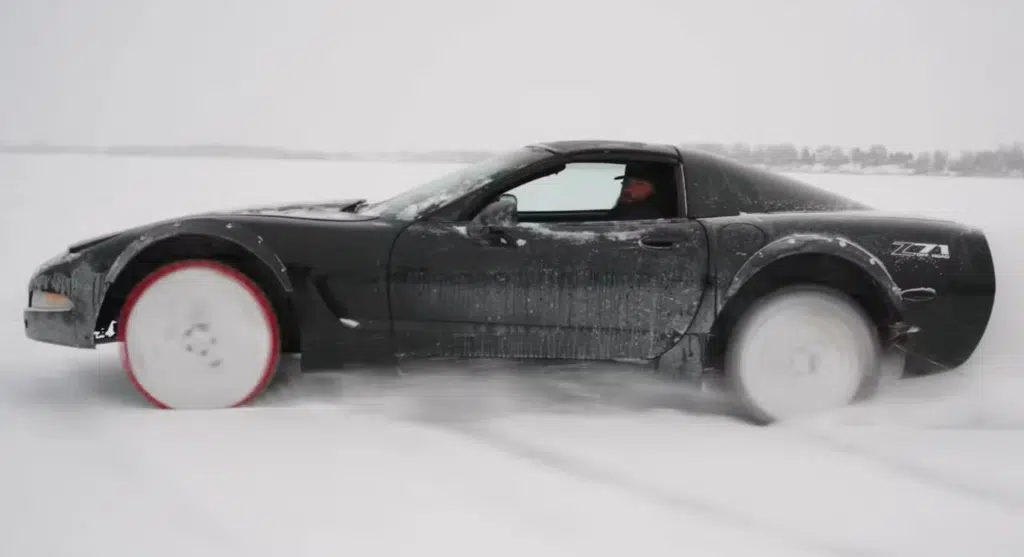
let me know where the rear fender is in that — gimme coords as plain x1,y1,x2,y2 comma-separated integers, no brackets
724,233,906,322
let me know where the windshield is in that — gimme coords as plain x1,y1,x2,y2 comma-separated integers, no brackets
357,147,549,220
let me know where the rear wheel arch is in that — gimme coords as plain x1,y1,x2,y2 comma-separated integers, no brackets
96,233,300,353
705,252,902,371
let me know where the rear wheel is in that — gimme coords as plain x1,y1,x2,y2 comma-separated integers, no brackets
118,260,280,409
725,285,880,424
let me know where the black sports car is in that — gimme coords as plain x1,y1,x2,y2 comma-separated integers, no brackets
23,140,997,423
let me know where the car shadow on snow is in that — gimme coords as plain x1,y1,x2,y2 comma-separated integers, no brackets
255,356,755,423
22,350,750,421
20,349,1022,432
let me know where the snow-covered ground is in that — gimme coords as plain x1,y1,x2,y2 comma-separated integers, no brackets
3,153,1024,557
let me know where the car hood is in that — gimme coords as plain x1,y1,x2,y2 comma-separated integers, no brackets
220,198,377,221
66,198,376,253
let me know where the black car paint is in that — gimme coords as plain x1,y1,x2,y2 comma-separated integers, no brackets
387,218,709,362
704,211,996,372
24,140,997,380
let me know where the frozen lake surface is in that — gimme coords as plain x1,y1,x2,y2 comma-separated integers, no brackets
2,153,1024,557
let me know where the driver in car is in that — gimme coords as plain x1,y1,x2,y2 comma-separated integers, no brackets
610,164,663,220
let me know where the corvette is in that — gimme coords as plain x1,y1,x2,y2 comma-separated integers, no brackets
24,140,996,423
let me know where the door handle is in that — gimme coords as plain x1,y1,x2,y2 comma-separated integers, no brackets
639,236,676,250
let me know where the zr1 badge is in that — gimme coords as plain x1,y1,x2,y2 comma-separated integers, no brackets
891,241,950,259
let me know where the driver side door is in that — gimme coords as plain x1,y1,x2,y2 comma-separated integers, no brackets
387,161,709,362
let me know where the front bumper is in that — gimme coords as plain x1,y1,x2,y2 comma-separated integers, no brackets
24,306,96,348
23,250,106,349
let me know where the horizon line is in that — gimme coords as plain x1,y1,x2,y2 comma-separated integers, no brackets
2,140,1023,156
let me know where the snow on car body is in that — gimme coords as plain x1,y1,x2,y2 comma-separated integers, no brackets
23,140,997,422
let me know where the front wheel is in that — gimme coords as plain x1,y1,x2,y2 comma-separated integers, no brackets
725,285,881,424
118,260,281,409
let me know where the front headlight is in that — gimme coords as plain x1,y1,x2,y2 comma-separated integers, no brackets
29,290,74,311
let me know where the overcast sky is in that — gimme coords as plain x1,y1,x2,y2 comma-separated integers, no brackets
1,0,1021,152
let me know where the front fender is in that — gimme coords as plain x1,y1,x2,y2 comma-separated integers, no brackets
724,233,905,319
102,217,294,300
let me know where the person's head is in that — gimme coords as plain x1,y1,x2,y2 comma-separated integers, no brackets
617,165,657,204
619,176,654,204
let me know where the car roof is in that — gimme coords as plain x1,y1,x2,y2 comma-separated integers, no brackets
529,139,680,158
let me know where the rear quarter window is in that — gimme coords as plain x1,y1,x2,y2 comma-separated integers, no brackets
682,151,867,217
682,151,748,217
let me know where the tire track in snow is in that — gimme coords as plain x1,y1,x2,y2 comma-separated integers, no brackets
258,404,670,557
259,387,839,557
32,373,566,557
258,364,1017,556
85,423,271,556
257,394,733,556
1,362,272,557
786,426,1024,515
435,420,887,557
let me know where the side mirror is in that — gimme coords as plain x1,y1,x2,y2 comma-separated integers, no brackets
467,194,518,245
474,194,518,226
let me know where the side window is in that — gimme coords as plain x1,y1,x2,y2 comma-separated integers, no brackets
506,162,624,212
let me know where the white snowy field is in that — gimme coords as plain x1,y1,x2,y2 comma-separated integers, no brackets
3,152,1024,557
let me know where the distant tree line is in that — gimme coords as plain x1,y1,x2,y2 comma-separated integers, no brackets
4,141,1023,178
682,142,1024,178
